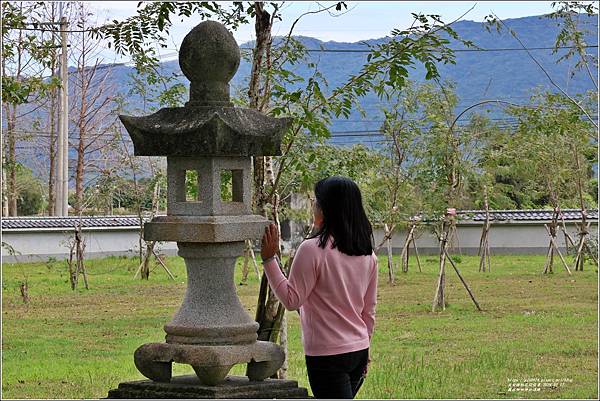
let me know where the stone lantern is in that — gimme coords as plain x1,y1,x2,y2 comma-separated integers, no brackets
108,21,307,398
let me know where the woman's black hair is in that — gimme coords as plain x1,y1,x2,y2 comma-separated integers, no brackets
309,176,374,256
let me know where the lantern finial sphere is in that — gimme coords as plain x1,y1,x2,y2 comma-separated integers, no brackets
179,21,240,90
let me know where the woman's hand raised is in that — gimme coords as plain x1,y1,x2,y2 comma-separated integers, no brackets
261,223,279,261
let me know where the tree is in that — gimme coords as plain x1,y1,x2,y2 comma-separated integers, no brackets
15,163,45,215
408,81,482,312
505,91,597,273
70,3,117,215
1,1,59,216
484,2,598,129
370,82,429,280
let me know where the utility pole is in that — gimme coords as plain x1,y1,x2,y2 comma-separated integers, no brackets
57,3,69,216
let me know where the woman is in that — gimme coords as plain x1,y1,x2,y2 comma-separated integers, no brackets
261,176,378,399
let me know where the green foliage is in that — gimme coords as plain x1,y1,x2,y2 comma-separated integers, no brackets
547,1,599,72
183,170,233,203
15,163,45,216
93,2,251,66
487,91,598,209
97,5,477,224
1,2,61,106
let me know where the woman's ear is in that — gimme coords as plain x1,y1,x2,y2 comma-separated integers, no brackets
313,205,324,228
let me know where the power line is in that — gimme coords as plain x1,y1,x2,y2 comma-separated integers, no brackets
239,45,599,53
6,23,599,52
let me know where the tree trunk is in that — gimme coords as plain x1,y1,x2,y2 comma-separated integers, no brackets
572,144,588,271
6,104,18,216
478,186,491,272
241,240,250,285
75,125,85,215
278,312,288,379
1,134,8,217
249,2,272,215
76,224,89,289
432,222,450,312
384,224,394,283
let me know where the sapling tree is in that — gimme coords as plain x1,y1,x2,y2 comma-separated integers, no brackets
373,81,430,280
410,82,483,312
505,91,597,274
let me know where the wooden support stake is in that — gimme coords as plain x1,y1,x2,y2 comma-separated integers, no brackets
248,242,260,277
151,248,175,280
544,224,572,275
432,230,448,312
542,241,553,274
412,235,422,272
444,249,482,311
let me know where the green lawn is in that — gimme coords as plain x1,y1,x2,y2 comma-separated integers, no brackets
2,253,598,399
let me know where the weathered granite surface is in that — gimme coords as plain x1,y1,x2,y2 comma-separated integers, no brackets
134,341,285,384
163,242,258,345
119,108,292,157
166,156,252,216
107,375,310,399
144,215,269,242
114,19,290,391
118,20,292,157
179,20,240,106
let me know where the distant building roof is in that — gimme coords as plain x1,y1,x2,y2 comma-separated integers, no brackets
1,209,598,231
1,215,144,230
456,208,598,222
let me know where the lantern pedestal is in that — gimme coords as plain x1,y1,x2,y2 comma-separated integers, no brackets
107,375,309,399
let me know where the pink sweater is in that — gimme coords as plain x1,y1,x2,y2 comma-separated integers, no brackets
263,236,378,356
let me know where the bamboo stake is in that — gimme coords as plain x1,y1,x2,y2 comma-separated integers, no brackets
241,241,250,284
485,232,491,272
400,224,414,273
574,222,591,271
78,229,89,290
561,215,576,252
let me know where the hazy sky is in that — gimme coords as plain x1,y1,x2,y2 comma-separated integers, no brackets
86,1,559,63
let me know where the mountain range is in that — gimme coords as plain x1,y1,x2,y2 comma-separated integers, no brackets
103,13,599,144
9,13,599,179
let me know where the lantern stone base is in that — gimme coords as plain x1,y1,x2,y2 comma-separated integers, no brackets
107,375,310,399
134,341,286,385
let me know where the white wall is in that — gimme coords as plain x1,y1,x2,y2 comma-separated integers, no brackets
2,221,596,263
1,228,178,263
373,221,595,255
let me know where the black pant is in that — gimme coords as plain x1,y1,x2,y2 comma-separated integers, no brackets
305,348,369,399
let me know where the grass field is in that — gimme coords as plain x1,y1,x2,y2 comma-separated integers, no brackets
2,252,598,399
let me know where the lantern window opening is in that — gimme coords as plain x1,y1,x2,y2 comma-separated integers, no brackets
185,170,201,202
221,169,244,203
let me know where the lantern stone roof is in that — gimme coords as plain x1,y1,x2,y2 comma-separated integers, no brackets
118,20,291,157
119,107,291,157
